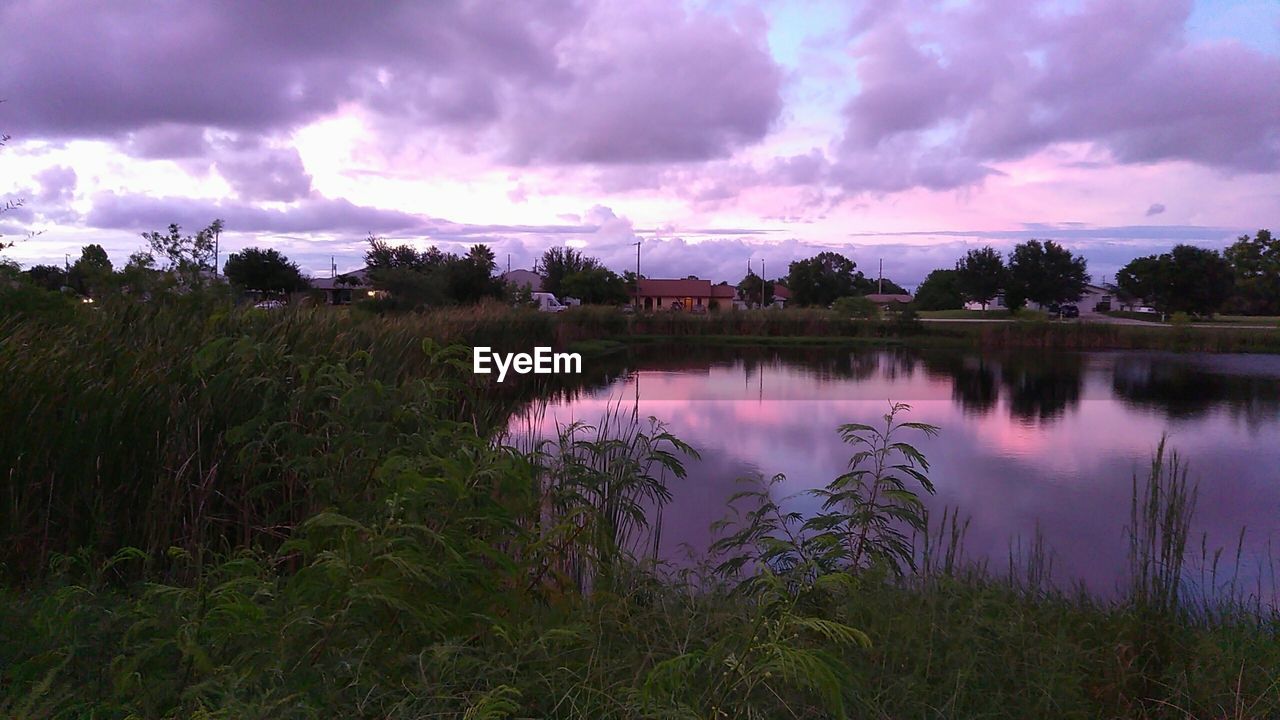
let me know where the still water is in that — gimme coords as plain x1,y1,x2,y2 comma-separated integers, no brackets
517,346,1280,597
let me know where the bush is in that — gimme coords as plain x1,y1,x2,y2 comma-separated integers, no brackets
831,295,878,319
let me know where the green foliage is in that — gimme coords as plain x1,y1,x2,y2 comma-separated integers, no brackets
3,301,1280,718
143,219,224,281
737,270,778,308
955,246,1006,309
538,247,599,299
559,265,628,304
1225,229,1280,314
1119,245,1236,317
22,263,68,291
365,237,503,309
223,246,310,295
831,295,877,318
713,404,938,584
1007,239,1089,308
913,268,965,310
0,282,80,323
786,251,862,307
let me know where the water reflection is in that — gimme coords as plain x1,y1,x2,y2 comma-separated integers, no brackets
1111,353,1280,427
513,346,1280,597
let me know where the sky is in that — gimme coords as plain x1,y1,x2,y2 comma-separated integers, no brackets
1,0,1277,290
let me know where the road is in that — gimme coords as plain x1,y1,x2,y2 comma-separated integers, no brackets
920,315,1277,330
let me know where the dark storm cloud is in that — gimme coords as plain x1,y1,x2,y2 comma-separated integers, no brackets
0,0,783,165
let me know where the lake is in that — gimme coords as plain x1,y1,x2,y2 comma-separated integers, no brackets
514,345,1280,599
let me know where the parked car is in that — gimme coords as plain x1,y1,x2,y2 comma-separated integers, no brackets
254,299,285,310
1061,304,1079,318
1134,306,1158,314
531,292,568,313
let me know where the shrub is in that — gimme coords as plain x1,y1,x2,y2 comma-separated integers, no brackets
831,295,878,319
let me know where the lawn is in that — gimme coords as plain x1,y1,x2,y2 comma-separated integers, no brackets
918,309,1011,319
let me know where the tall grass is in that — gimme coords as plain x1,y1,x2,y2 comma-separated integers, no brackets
2,301,1279,718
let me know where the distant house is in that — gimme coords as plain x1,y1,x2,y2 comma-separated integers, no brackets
865,292,913,310
963,294,1007,311
637,278,717,311
712,282,741,310
769,284,790,309
312,267,376,305
501,269,544,292
962,284,1114,313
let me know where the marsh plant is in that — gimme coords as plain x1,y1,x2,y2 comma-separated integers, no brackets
3,301,1280,718
519,403,698,592
711,403,940,585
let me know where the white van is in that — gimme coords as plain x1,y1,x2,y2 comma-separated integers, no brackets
531,292,568,313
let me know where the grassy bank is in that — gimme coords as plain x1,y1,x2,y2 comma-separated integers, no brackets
2,300,1279,718
555,306,1280,354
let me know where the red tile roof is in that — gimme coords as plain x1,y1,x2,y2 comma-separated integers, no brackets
711,283,737,298
637,278,713,297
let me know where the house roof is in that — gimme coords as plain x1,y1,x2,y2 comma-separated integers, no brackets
637,278,713,297
864,293,914,304
711,283,737,298
770,285,791,299
311,267,370,290
501,269,544,291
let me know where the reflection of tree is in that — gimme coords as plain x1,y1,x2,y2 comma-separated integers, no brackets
952,358,1000,415
1001,355,1083,423
920,352,1000,416
1111,358,1280,427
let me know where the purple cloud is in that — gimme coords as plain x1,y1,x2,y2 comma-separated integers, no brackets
1145,203,1167,217
34,166,76,204
0,0,781,166
832,0,1280,192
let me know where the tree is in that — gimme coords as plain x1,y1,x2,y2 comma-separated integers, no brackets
1116,255,1164,306
223,247,310,295
445,244,503,304
1224,229,1279,315
120,251,161,294
954,247,1005,310
560,265,628,304
786,252,861,307
24,264,67,292
1006,240,1088,309
539,247,598,298
738,271,779,308
1119,245,1233,316
831,295,877,318
364,237,501,308
68,243,114,295
912,269,965,310
143,219,224,280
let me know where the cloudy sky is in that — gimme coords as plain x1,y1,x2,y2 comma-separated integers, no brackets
1,0,1277,289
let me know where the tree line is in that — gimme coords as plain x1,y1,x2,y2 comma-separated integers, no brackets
912,230,1278,317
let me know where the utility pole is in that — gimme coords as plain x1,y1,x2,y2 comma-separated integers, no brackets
762,258,767,307
507,253,511,274
633,240,641,309
878,258,883,294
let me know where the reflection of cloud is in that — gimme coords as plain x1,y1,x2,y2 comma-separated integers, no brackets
511,347,1280,595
